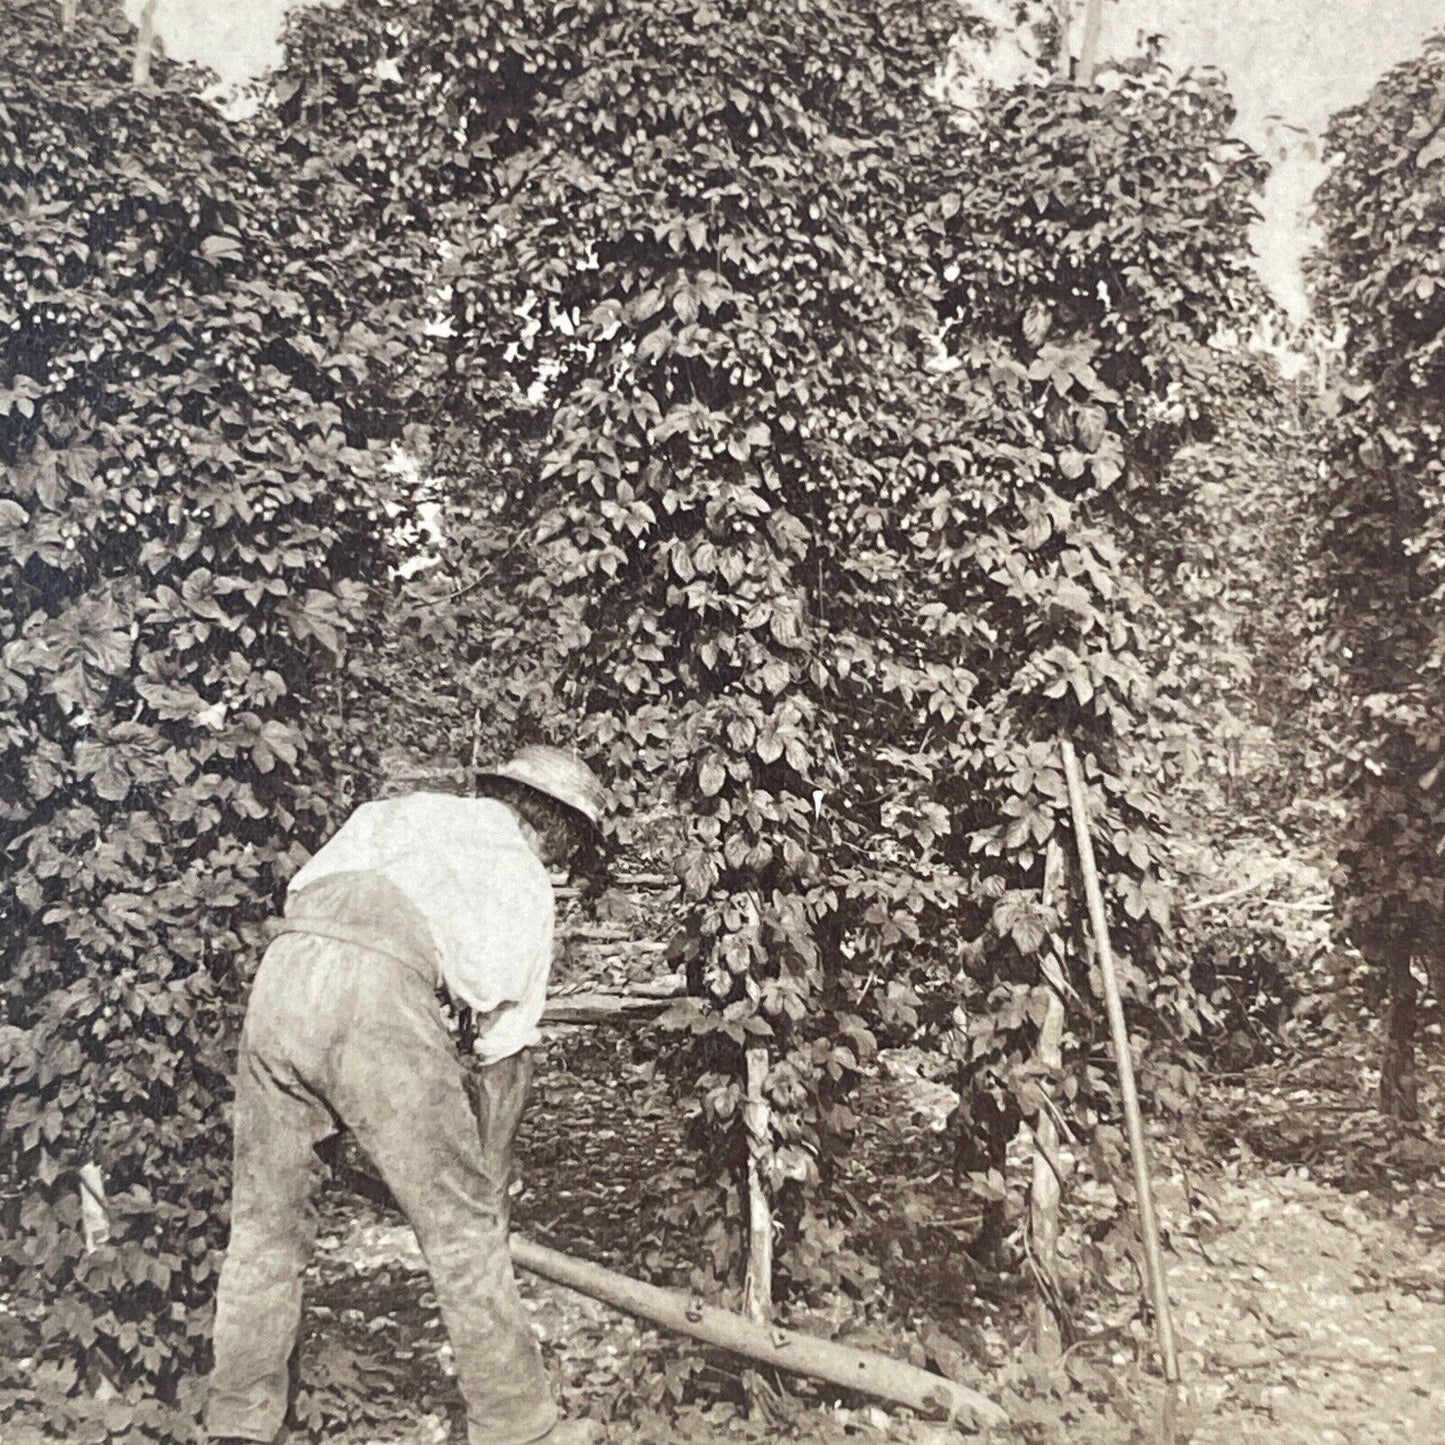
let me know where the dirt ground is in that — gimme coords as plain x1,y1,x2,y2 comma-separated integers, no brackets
1162,1161,1445,1444
284,1006,1445,1445
8,916,1444,1444
1159,1043,1445,1445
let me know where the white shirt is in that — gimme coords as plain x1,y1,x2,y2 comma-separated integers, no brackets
288,793,555,1064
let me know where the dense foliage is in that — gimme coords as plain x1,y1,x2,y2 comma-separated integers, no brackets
304,0,1271,1286
850,60,1271,1211
251,0,596,769
1309,30,1445,1119
0,4,395,1435
1143,352,1324,824
1,0,1280,1432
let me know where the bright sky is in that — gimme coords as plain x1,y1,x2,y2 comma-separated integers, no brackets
139,0,1443,320
1104,0,1443,319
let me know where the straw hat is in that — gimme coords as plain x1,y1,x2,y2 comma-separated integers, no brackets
477,745,609,830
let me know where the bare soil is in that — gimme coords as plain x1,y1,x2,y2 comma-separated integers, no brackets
289,1003,1445,1445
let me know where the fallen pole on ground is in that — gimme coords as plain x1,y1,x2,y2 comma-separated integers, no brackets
509,1234,1009,1431
1059,738,1180,1384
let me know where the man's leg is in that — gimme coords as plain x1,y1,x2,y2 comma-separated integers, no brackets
206,1044,335,1443
332,979,558,1445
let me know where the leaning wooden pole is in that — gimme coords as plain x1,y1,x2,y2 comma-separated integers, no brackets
1059,739,1179,1383
510,1235,1008,1429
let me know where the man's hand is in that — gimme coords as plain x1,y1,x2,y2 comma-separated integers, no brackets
468,1049,534,1226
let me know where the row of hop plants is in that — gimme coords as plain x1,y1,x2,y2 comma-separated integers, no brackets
275,0,1273,1291
1308,30,1445,1121
0,4,407,1438
3,0,1286,1434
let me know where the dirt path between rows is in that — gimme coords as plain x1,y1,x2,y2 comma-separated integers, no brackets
299,1027,1445,1445
1163,1161,1445,1444
1147,1037,1445,1445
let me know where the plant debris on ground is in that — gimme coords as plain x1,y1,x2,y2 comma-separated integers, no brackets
235,973,1445,1445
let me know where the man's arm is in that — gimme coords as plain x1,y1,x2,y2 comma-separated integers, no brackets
468,1048,534,1227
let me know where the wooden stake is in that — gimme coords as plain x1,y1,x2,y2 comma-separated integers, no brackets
1030,840,1067,1357
510,1235,1008,1429
552,871,674,893
78,1161,111,1252
1077,0,1103,85
742,1045,773,1323
1053,0,1073,77
131,0,157,88
1059,739,1179,1384
541,987,680,1025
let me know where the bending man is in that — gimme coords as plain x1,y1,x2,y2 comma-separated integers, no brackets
206,745,608,1445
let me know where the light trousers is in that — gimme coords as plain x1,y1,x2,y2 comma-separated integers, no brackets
205,934,556,1445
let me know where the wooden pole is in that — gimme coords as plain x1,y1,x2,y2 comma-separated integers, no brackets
131,0,157,88
1059,739,1179,1384
333,1153,1008,1428
1077,0,1103,86
742,1046,773,1323
510,1235,1009,1429
552,871,674,895
1053,0,1073,78
540,988,680,1025
78,1161,110,1252
1029,840,1067,1357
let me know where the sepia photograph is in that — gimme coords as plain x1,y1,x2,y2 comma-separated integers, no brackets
2,1,1444,1441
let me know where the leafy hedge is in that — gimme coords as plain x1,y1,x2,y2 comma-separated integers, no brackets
243,0,596,768
0,1,1278,1429
390,1,1270,1283
0,6,395,1435
1310,31,1445,1118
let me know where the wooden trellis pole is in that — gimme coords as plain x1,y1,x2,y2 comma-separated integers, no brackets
1077,0,1104,85
741,1045,774,1323
131,0,158,88
1029,839,1068,1356
1053,0,1073,77
1060,739,1179,1383
78,1162,110,1252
